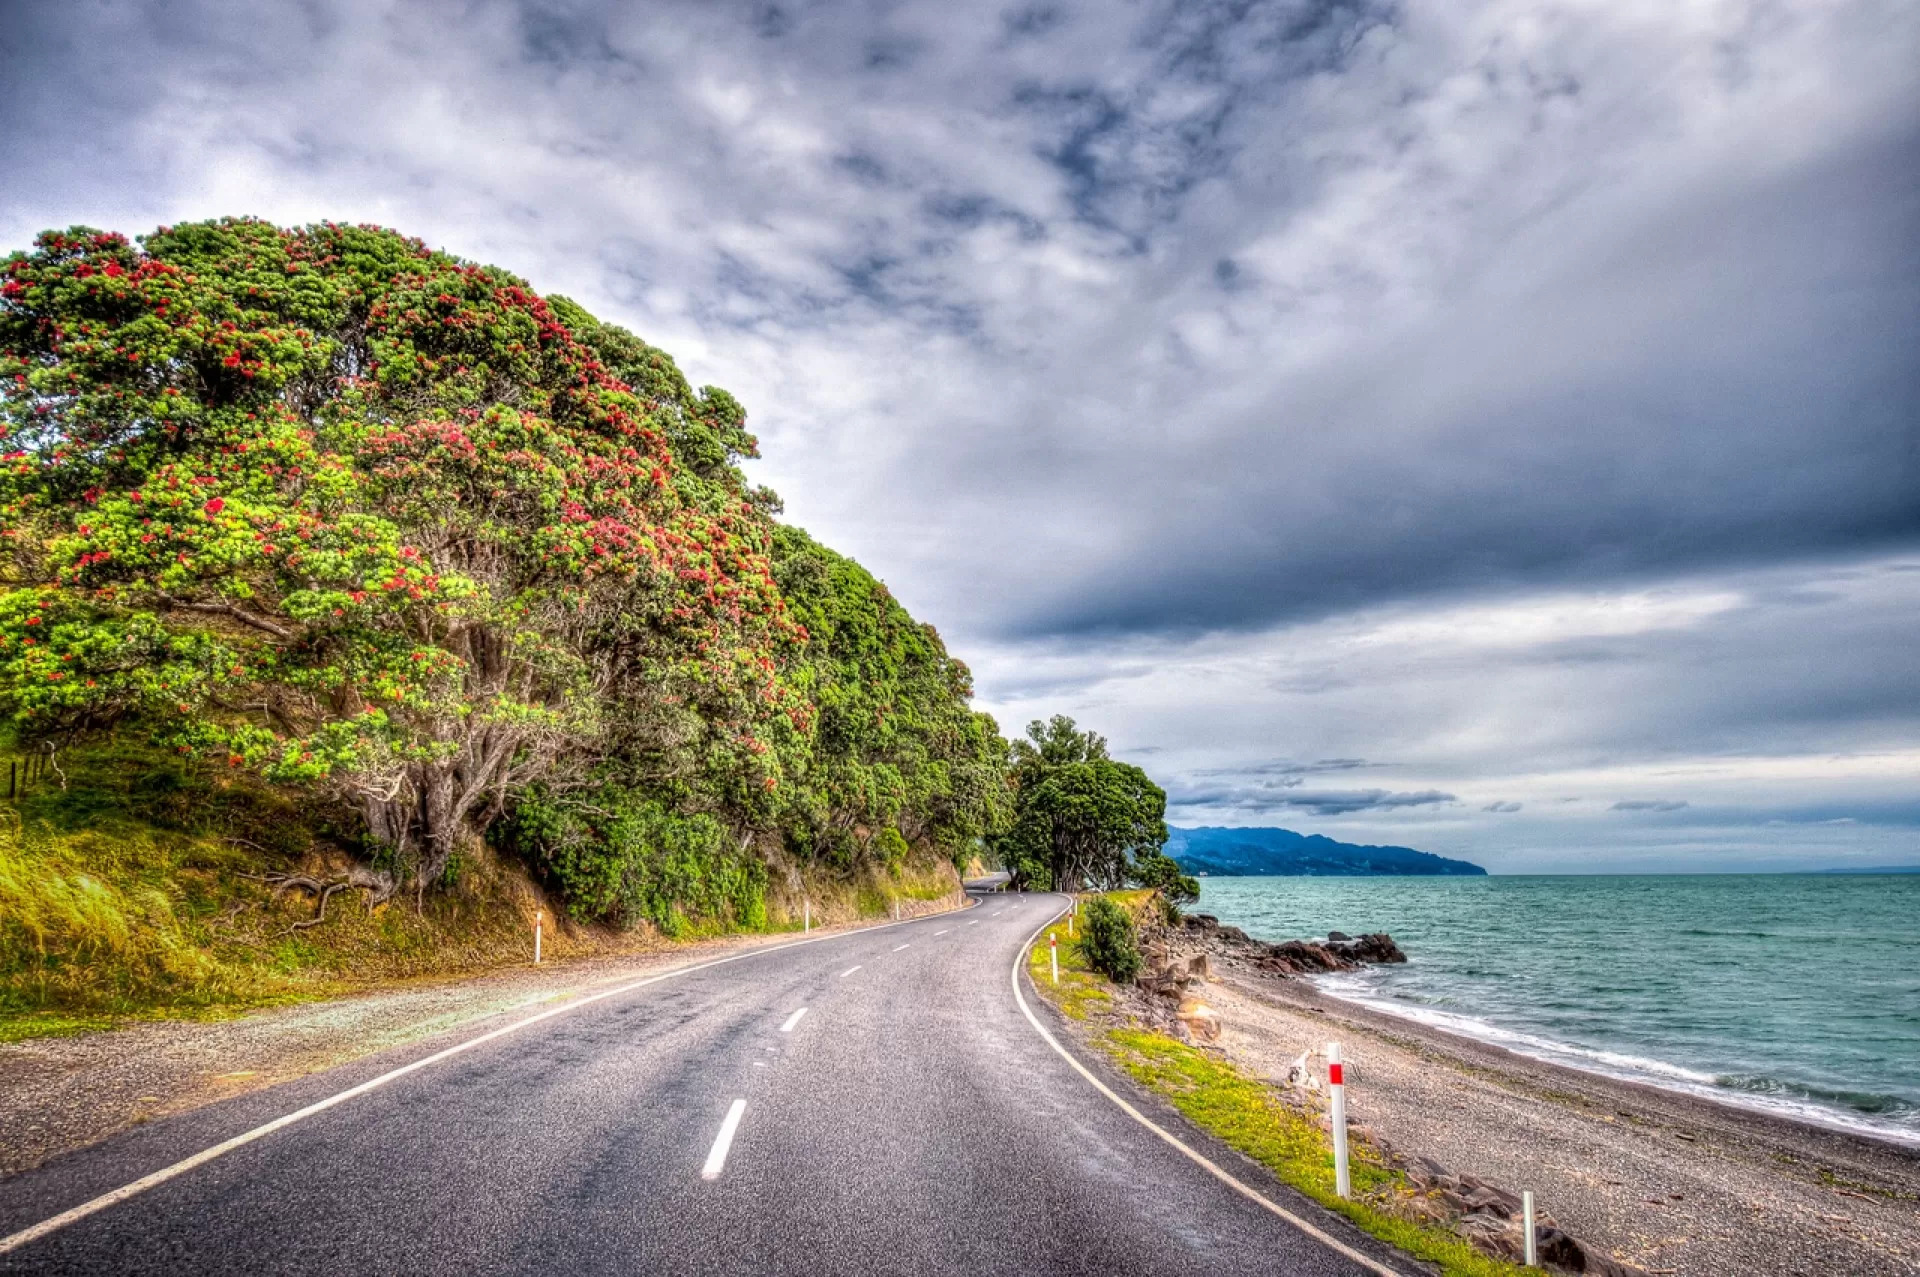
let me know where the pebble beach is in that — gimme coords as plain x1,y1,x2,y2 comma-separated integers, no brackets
1202,956,1920,1276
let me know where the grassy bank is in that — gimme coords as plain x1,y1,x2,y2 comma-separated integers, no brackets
0,738,961,1043
1028,901,1526,1277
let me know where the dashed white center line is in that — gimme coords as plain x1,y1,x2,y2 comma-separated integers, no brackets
840,965,862,978
934,929,949,936
892,943,911,952
779,1007,808,1033
967,920,978,926
753,1061,767,1068
701,1099,747,1180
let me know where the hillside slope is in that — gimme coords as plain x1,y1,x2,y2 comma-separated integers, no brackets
0,218,989,1034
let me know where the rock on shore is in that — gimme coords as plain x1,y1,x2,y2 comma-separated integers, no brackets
1181,912,1407,974
1125,912,1407,1046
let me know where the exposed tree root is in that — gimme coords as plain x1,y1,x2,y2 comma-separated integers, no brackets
242,866,398,934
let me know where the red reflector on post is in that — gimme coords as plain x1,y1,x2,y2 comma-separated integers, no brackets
1329,1062,1344,1085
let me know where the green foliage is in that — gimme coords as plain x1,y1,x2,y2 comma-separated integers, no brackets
0,731,725,1037
871,825,909,871
1079,895,1142,984
497,785,766,935
1130,851,1199,912
770,525,1010,866
0,220,805,887
0,216,1143,937
995,716,1168,892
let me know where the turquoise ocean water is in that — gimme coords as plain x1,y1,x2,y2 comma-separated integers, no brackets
1193,874,1920,1144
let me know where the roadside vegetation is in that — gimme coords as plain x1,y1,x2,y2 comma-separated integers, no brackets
0,219,1003,1036
0,730,958,1041
1031,892,1530,1277
1078,895,1142,982
994,717,1195,898
0,218,1198,1039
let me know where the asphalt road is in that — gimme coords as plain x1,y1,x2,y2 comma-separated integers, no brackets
0,893,1409,1275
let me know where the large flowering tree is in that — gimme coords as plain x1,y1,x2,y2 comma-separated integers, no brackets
0,219,805,894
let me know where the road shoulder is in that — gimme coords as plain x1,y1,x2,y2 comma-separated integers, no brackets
0,903,970,1179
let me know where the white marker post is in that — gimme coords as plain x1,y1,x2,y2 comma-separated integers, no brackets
1328,1041,1350,1198
1049,933,1059,985
1522,1191,1537,1267
533,909,543,966
803,899,810,933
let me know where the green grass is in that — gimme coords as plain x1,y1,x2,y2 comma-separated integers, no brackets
1026,921,1113,1021
1029,892,1528,1277
0,803,591,1035
1105,1030,1527,1277
0,736,616,1039
0,733,971,1042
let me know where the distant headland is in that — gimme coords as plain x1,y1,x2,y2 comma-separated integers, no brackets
1167,826,1486,877
1805,864,1920,875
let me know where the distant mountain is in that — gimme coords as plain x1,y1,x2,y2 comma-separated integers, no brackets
1805,865,1920,875
1167,826,1487,877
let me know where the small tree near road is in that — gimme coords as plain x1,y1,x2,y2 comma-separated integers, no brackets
1079,895,1141,984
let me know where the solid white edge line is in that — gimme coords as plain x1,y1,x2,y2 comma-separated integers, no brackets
1009,900,1406,1277
840,965,862,977
779,1007,808,1033
0,897,981,1256
701,1098,748,1180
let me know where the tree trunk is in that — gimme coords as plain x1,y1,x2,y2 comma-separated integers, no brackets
360,760,478,890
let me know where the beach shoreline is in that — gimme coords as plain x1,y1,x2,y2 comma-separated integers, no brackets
1200,952,1920,1276
1307,971,1920,1153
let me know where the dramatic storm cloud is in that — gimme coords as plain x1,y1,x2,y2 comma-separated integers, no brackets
3,0,1915,869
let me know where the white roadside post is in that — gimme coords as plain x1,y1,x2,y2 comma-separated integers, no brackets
803,899,810,933
1049,932,1059,985
1522,1191,1537,1267
1328,1041,1350,1198
533,909,543,966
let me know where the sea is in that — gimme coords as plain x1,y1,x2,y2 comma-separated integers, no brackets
1194,873,1920,1145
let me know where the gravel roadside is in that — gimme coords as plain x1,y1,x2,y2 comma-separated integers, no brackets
1201,965,1920,1277
0,897,967,1179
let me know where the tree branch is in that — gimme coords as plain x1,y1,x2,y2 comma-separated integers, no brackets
157,594,294,640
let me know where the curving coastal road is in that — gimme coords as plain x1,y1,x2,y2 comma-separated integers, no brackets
0,892,1410,1275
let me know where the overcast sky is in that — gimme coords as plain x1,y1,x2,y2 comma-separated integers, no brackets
4,0,1916,871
